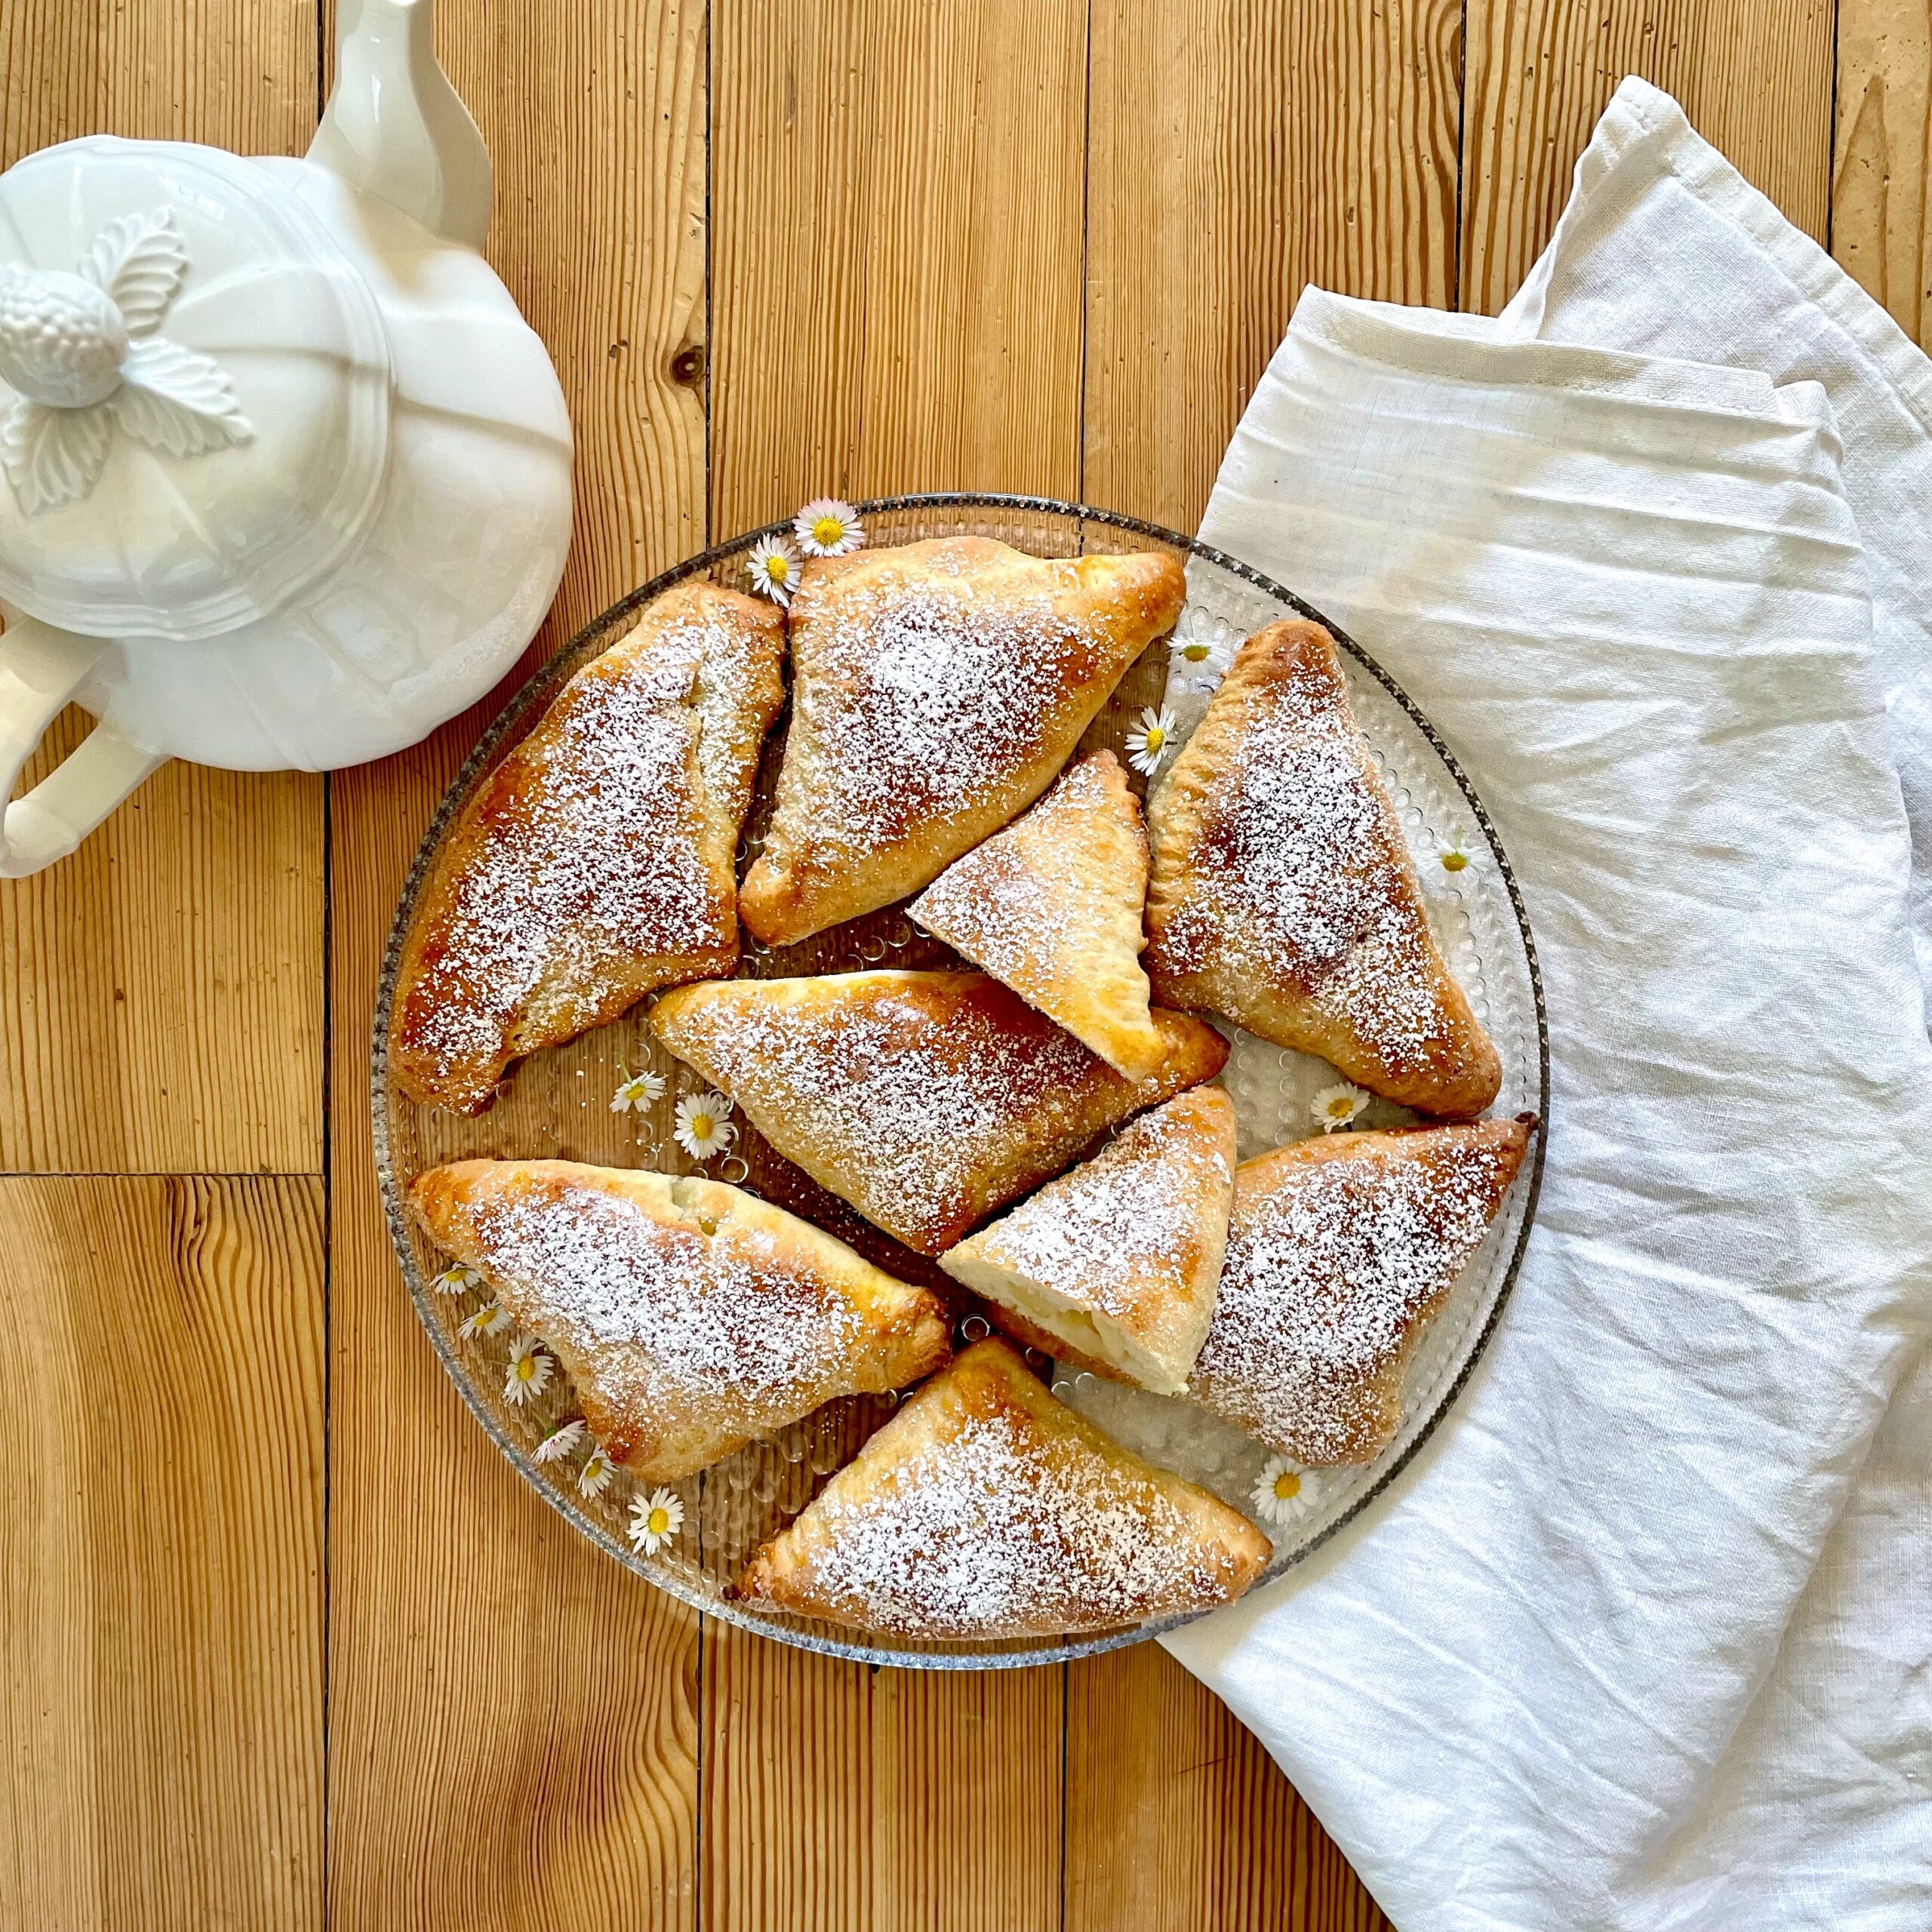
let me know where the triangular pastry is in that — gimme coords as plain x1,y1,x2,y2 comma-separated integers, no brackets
739,537,1186,946
1186,1120,1531,1465
392,581,786,1114
909,750,1166,1078
410,1159,951,1482
1145,620,1501,1118
941,1087,1236,1395
733,1338,1270,1638
650,970,1228,1254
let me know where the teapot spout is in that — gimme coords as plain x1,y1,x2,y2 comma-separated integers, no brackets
308,0,492,249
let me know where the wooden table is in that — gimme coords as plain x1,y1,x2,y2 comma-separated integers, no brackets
0,3,1919,1926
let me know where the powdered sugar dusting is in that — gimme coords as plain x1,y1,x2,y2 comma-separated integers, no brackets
398,596,773,1097
661,976,1195,1251
1155,645,1449,1066
777,547,1094,858
975,1100,1228,1326
786,1403,1242,1637
465,1177,866,1432
1189,1133,1518,1463
913,753,1118,985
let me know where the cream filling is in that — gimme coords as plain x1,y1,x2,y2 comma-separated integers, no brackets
943,1256,1186,1397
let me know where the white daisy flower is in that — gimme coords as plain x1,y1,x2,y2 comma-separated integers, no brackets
629,1486,686,1555
1311,1081,1371,1133
578,1446,617,1498
674,1090,737,1161
432,1263,482,1295
794,496,864,558
532,1417,587,1465
747,534,801,605
1169,610,1237,688
503,1333,555,1407
1251,1455,1321,1528
459,1300,509,1340
1125,705,1178,775
1434,831,1480,881
610,1066,666,1113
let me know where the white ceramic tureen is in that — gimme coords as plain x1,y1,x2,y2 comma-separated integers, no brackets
0,0,573,874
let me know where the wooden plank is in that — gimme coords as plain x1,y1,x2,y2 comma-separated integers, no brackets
703,4,1084,1927
1066,1648,1391,1932
1076,4,1455,1925
710,0,1088,531
323,3,712,1927
703,1641,1063,1932
0,1175,325,1930
1085,0,1463,530
1835,0,1932,344
1461,0,1838,315
0,0,325,1177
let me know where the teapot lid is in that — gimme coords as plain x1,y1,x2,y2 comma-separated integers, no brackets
0,137,391,641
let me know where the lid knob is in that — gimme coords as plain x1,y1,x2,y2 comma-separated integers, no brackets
0,269,129,407
0,209,254,517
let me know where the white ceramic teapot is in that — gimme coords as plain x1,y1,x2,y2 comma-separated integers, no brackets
0,0,573,874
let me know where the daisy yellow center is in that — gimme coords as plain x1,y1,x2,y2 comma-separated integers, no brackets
764,555,789,584
1441,849,1469,872
812,515,844,547
647,1506,671,1537
1272,1470,1302,1501
1143,725,1166,752
586,1457,605,1478
515,1355,537,1382
1180,641,1210,661
1324,1096,1354,1119
689,1112,713,1139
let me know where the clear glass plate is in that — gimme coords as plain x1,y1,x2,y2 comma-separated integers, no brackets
372,494,1549,1669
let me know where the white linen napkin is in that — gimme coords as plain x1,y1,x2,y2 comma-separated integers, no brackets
1161,79,1932,1932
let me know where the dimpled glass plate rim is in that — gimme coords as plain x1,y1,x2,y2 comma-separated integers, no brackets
371,493,1552,1670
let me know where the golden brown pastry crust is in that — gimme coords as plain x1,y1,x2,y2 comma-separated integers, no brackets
942,1086,1237,1395
390,581,786,1115
739,537,1186,947
409,1159,951,1482
733,1338,1270,1638
649,970,1229,1255
909,750,1166,1078
1145,620,1500,1118
1186,1120,1531,1464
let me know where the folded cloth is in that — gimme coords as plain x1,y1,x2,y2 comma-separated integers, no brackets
1162,79,1932,1932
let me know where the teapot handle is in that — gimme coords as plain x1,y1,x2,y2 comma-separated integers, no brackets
0,617,165,878
310,0,492,249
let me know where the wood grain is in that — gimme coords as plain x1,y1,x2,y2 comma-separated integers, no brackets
703,5,1084,1927
1066,1647,1391,1932
0,1175,324,1930
1835,0,1932,343
709,0,1088,527
0,0,324,1176
1085,0,1464,529
1462,0,1838,315
703,1639,1063,1932
322,3,713,1928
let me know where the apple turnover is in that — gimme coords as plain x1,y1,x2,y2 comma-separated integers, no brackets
738,537,1185,946
411,1159,951,1481
390,580,786,1115
941,1086,1237,1395
909,749,1166,1078
1146,619,1500,1118
1186,1119,1531,1464
734,1338,1270,1638
651,970,1228,1255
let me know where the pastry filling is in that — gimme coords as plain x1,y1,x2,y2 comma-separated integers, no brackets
942,1256,1186,1396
